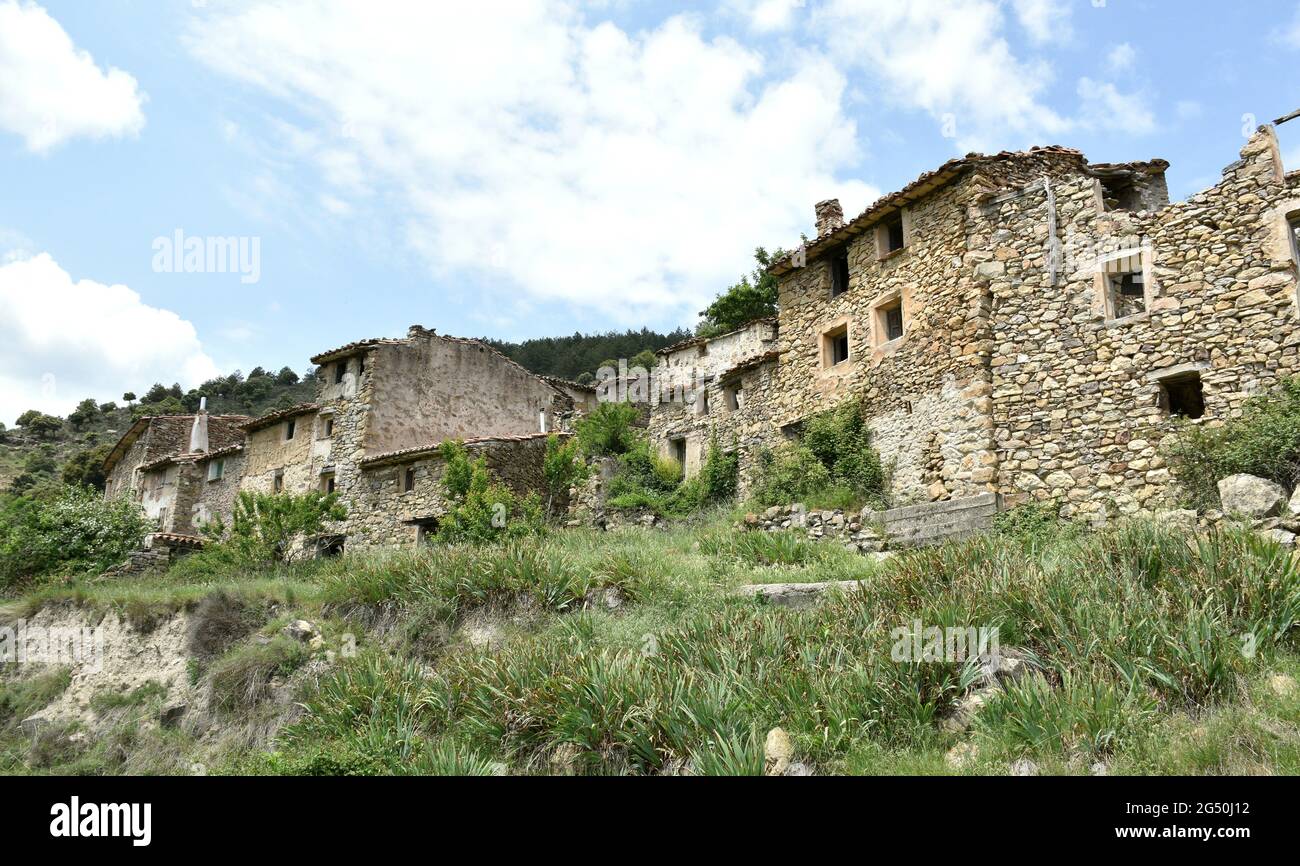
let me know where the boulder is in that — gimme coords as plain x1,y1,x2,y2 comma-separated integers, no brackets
1289,487,1300,519
764,727,794,776
281,620,319,642
1262,528,1297,548
1217,475,1287,518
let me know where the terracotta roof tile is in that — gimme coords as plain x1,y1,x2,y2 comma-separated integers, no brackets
241,403,319,432
656,317,778,357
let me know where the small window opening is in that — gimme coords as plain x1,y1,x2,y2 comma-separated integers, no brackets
830,251,850,298
273,469,284,493
724,383,743,412
1099,176,1142,212
334,362,345,384
404,466,416,493
874,297,905,345
1287,211,1300,270
357,356,365,376
695,388,710,417
1158,373,1205,420
1108,271,1146,318
669,437,687,467
207,459,224,482
320,472,336,494
880,212,906,255
285,419,296,441
822,324,850,367
319,417,334,439
414,518,440,546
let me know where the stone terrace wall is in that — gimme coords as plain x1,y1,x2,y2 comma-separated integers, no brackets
989,127,1300,519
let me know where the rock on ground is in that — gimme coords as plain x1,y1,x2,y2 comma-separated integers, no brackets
1217,474,1287,518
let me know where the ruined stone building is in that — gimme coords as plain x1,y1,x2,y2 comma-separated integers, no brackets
652,124,1300,521
105,122,1300,552
104,326,595,553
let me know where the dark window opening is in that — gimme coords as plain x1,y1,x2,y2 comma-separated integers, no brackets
404,466,416,492
724,383,742,412
357,356,365,376
334,362,345,384
1108,271,1146,318
320,473,335,494
830,251,850,297
885,304,904,341
832,333,850,365
1159,373,1205,420
1099,176,1142,212
884,213,905,253
285,419,296,440
670,437,687,467
696,388,710,416
273,469,284,493
316,535,345,559
320,417,334,438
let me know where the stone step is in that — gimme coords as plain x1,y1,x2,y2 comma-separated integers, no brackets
874,492,1002,548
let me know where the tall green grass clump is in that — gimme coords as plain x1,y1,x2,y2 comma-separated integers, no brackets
750,399,887,510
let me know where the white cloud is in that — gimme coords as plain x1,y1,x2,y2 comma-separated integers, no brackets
1175,100,1203,121
0,252,218,425
1077,77,1156,136
1011,0,1072,45
0,0,145,152
186,1,875,323
1106,42,1136,75
817,0,1070,151
728,0,807,32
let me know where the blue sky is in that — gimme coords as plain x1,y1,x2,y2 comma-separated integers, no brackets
2,0,1300,425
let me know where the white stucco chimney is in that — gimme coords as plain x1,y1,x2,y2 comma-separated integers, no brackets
189,397,209,453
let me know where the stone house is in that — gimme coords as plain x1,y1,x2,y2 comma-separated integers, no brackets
701,122,1300,519
102,325,594,553
647,318,778,473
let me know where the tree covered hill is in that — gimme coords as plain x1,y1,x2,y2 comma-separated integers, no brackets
483,327,691,382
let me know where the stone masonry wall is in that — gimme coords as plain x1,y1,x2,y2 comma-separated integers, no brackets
346,435,552,550
989,127,1300,519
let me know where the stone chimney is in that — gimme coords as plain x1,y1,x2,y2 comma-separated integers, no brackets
408,324,436,339
189,397,208,454
815,199,844,237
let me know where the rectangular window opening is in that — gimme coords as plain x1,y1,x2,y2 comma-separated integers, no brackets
333,363,345,385
822,324,850,367
285,419,296,441
320,472,336,495
273,469,284,493
874,297,905,345
404,466,416,493
830,251,850,298
669,437,687,467
319,417,334,439
724,383,743,412
1158,373,1205,420
1108,270,1147,318
879,212,906,256
207,459,224,482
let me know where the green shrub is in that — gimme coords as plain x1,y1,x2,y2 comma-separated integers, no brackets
0,486,151,586
542,434,589,514
749,443,832,507
208,635,311,713
749,400,887,509
575,401,641,457
200,490,347,566
434,441,545,544
992,499,1080,545
1166,375,1300,510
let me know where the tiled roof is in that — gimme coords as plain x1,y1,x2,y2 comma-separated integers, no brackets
360,431,567,469
541,374,597,394
310,338,403,365
241,403,319,433
150,532,206,549
656,317,778,357
768,146,1089,276
138,442,246,473
102,414,249,474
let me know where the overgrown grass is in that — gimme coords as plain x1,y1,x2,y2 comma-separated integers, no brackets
2,508,1299,776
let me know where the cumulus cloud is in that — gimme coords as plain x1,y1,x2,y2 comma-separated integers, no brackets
1010,0,1072,45
1077,77,1156,136
0,0,146,152
727,0,807,32
0,252,218,425
817,0,1071,152
185,1,875,324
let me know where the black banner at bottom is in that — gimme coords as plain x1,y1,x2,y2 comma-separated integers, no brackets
1,775,1288,852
